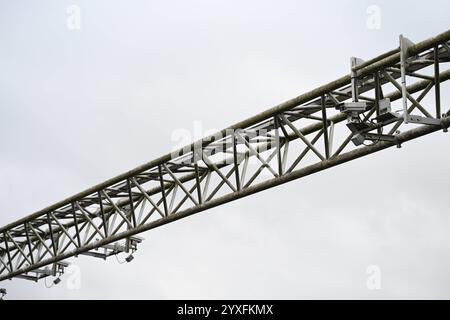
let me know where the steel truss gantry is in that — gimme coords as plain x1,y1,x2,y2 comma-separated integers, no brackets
1,30,450,283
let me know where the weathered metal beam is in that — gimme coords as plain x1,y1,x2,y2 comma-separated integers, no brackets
435,45,442,119
2,30,449,234
1,115,448,281
321,95,330,159
2,30,450,282
6,69,450,248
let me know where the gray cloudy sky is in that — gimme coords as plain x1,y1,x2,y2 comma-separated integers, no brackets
1,0,450,299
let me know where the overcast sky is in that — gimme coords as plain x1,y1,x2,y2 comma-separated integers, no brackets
1,0,450,299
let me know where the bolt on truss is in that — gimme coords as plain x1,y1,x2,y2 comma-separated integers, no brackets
1,30,450,283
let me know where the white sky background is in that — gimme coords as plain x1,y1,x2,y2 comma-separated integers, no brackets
0,0,450,299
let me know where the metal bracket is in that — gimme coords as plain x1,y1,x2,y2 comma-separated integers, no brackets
350,57,365,102
351,132,398,146
15,261,70,282
406,115,442,125
400,35,415,123
83,235,144,260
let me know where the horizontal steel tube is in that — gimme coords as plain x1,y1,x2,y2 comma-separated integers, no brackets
352,48,400,72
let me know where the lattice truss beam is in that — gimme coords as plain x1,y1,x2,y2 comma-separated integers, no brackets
1,30,450,282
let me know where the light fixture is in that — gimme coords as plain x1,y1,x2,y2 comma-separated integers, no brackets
125,254,134,263
53,277,62,285
0,288,6,300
